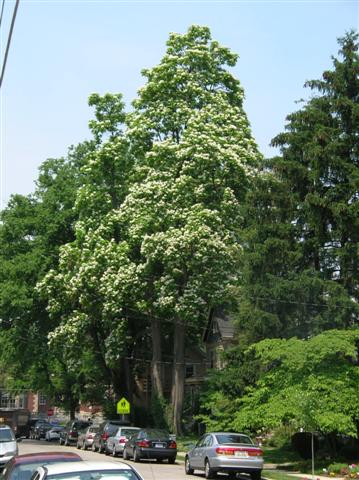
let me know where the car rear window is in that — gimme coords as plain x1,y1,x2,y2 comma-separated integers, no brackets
0,428,15,441
215,434,253,445
47,470,139,480
144,429,169,439
120,429,139,437
10,460,81,480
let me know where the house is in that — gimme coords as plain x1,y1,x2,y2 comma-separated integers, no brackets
203,308,236,369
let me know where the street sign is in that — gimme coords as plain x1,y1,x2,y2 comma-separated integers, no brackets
116,397,130,414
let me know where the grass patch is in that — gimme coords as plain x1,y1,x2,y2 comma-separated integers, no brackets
264,446,301,464
263,470,298,480
176,435,197,452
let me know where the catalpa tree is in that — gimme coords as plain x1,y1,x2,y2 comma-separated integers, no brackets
119,25,262,433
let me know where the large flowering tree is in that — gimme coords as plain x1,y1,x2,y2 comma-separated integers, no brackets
120,25,261,433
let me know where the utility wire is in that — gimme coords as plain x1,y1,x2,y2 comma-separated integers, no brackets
0,0,5,30
0,0,19,89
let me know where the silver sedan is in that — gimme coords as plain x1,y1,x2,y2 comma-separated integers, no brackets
106,427,140,457
185,432,263,480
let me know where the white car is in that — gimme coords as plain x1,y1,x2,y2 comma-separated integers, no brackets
29,461,143,480
0,424,19,468
45,426,64,441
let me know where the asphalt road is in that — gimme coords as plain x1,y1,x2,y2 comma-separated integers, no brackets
18,439,192,480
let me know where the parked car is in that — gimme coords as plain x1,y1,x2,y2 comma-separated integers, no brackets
123,428,177,463
0,424,19,469
45,427,64,442
1,452,82,480
59,421,90,446
30,421,52,440
105,427,140,457
91,421,130,453
184,432,264,480
29,461,143,480
76,425,100,450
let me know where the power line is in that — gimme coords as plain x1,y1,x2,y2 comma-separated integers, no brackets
0,0,5,30
0,0,19,89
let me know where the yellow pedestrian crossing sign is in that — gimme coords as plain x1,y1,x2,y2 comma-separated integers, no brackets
117,397,130,414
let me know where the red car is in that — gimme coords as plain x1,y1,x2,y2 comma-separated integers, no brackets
0,452,82,480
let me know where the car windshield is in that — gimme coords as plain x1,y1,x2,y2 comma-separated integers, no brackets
47,470,139,480
0,428,15,442
215,434,253,445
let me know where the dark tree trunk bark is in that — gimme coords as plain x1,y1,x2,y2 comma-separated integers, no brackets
151,317,164,398
171,318,185,435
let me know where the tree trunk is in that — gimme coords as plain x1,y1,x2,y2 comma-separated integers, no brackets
151,317,164,398
171,318,185,435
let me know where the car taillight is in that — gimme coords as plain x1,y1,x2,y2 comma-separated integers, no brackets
69,432,77,437
137,440,150,448
216,447,263,456
102,433,109,440
216,447,236,455
88,434,94,439
248,449,263,457
169,440,177,449
119,437,127,444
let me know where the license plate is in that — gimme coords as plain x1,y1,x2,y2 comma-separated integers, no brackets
155,443,165,448
235,451,248,457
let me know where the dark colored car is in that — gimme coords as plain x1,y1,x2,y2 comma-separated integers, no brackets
123,428,177,463
31,422,52,440
1,452,82,480
59,421,90,446
91,421,130,454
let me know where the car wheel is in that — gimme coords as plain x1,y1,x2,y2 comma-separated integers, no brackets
205,459,216,479
185,457,194,475
123,449,129,460
133,448,141,463
112,446,117,457
76,441,81,449
168,457,175,464
251,471,262,480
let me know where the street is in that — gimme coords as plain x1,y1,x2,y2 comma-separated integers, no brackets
18,439,192,480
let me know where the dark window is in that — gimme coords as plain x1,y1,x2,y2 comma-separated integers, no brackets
215,434,253,445
185,365,195,378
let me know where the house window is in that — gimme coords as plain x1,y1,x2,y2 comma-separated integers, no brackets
38,393,46,406
185,364,195,378
1,393,16,408
18,393,27,408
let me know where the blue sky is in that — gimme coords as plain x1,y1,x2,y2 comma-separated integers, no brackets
0,0,358,208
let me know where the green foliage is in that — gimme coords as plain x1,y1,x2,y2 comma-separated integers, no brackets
234,330,359,436
235,31,359,343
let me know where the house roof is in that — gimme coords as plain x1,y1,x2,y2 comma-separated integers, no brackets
203,308,235,343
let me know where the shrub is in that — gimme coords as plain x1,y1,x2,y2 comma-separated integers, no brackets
327,463,349,475
339,445,359,461
291,432,319,460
